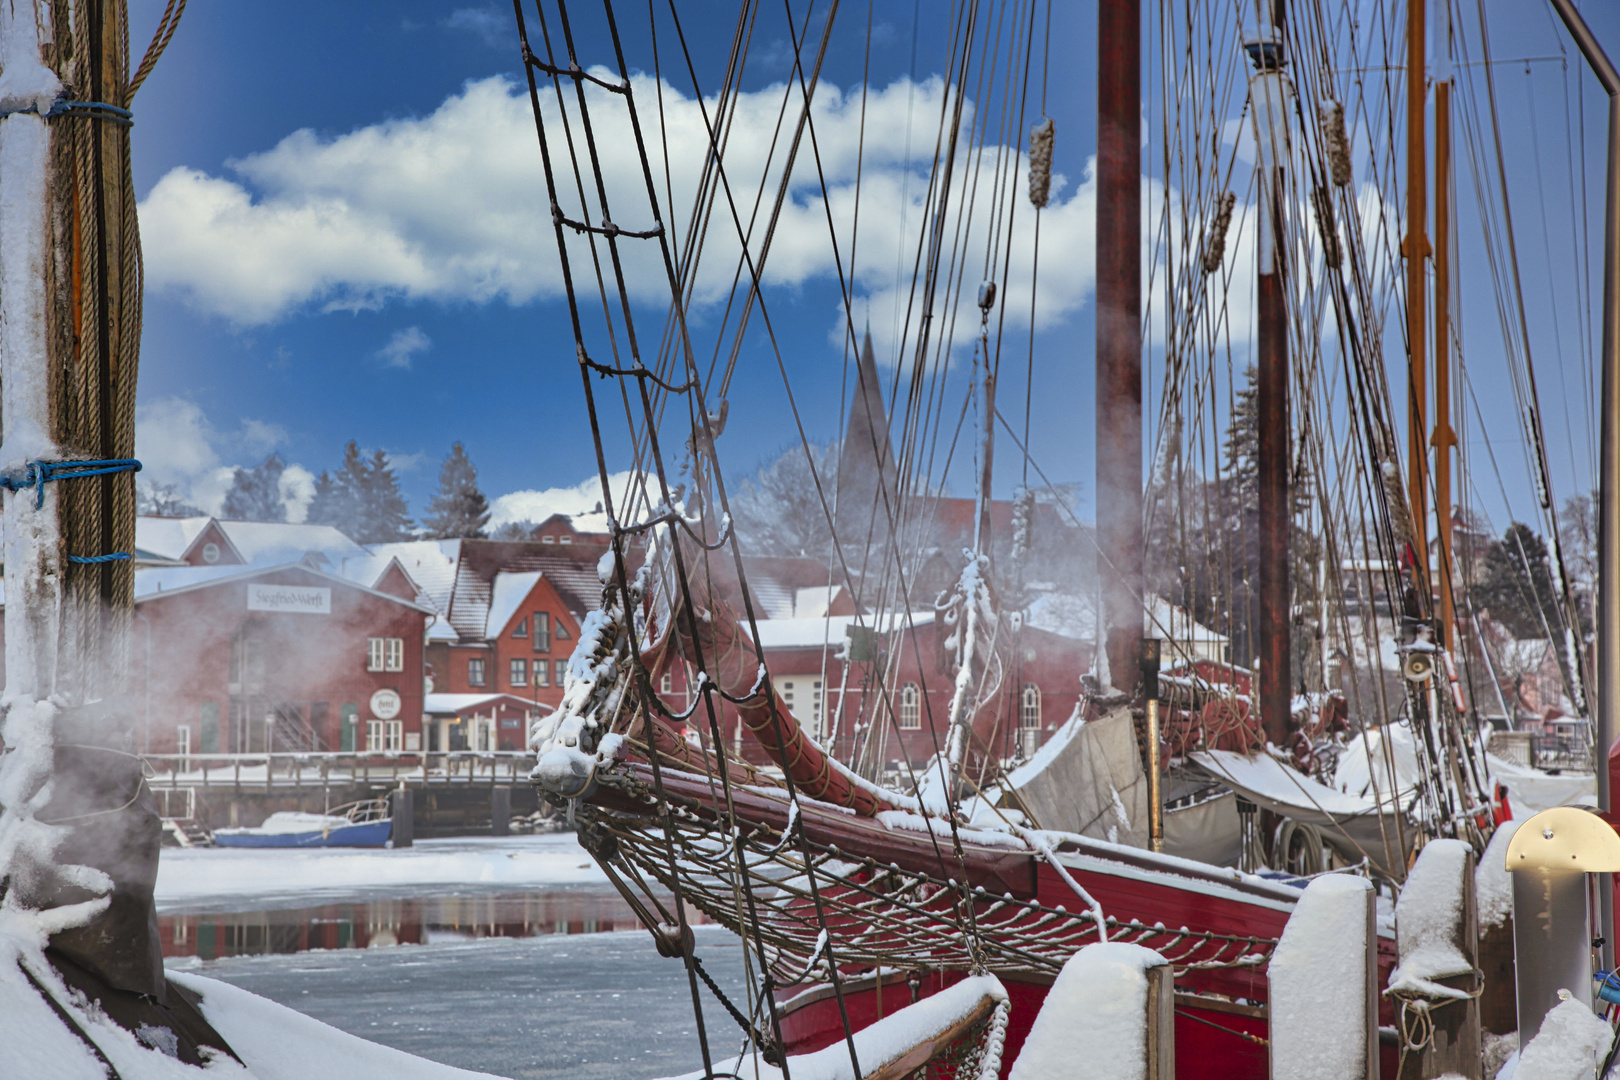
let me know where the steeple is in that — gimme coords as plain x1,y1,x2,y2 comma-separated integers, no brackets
834,330,897,564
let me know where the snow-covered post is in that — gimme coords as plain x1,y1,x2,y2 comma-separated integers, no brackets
1386,838,1481,1079
1475,822,1518,1037
1009,942,1174,1080
1506,807,1620,1046
1267,874,1379,1080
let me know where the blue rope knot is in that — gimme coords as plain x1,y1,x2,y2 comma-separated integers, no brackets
0,458,142,509
0,98,133,126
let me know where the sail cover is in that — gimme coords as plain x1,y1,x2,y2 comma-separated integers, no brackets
1189,749,1411,875
1002,708,1150,847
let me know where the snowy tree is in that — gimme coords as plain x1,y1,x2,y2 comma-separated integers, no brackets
136,480,201,518
491,520,537,541
306,442,413,543
731,442,839,558
358,448,415,543
222,453,287,522
422,442,490,539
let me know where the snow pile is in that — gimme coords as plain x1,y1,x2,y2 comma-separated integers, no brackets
1477,822,1518,930
0,918,252,1079
1268,874,1375,1080
657,974,1007,1080
168,971,500,1078
529,597,630,797
1010,942,1168,1080
1334,723,1420,804
1512,993,1612,1080
1388,839,1475,999
217,811,351,836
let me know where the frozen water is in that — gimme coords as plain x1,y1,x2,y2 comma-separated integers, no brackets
166,924,750,1079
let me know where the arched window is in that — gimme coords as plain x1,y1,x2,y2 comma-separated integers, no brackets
1020,684,1042,729
898,682,921,729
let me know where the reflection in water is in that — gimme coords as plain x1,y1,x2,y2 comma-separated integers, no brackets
160,892,704,959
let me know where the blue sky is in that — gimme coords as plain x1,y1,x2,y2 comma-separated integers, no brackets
126,1,1620,542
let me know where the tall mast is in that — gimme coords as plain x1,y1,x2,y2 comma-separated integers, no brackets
1096,0,1143,692
1250,0,1291,746
1433,73,1456,652
1406,0,1431,601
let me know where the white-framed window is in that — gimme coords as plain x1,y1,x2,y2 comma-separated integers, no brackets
513,617,528,639
897,682,921,730
385,720,403,752
661,672,673,694
368,637,404,672
510,658,528,687
366,719,384,752
176,724,192,766
1020,684,1042,729
555,659,568,686
533,612,551,653
200,541,221,564
536,660,549,687
468,657,486,686
559,535,573,545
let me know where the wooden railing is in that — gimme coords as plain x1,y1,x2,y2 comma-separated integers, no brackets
141,751,537,792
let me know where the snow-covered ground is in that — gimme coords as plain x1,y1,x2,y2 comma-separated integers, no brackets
155,834,610,912
165,925,748,1079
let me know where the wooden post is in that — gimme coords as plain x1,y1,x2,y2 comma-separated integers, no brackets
1433,78,1458,650
391,787,414,849
1391,838,1481,1079
1269,875,1378,1079
491,785,512,837
1010,942,1174,1080
1405,0,1431,595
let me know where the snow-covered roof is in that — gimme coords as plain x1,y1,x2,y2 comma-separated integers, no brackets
135,516,368,568
792,585,847,618
424,692,549,716
366,539,461,616
748,611,935,651
213,520,367,566
1147,596,1227,644
134,516,211,560
486,571,544,637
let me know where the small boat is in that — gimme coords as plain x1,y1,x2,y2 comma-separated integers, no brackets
212,799,392,848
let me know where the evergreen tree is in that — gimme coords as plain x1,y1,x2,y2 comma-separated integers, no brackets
305,442,367,537
136,481,202,518
357,448,414,543
221,454,287,522
422,442,491,539
1477,522,1563,641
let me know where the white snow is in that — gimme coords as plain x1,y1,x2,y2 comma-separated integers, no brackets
1268,874,1375,1080
1010,942,1167,1080
656,974,1007,1080
215,811,351,836
153,835,608,910
1477,821,1518,930
170,970,500,1078
1388,839,1475,999
1512,993,1613,1080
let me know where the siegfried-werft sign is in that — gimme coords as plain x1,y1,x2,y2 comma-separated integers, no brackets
247,584,332,614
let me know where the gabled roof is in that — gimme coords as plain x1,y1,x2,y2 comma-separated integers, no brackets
486,571,544,638
127,562,434,613
135,516,368,568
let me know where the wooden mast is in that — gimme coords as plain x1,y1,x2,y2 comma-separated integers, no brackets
1096,0,1143,692
1252,0,1292,746
1433,76,1457,651
1405,0,1431,600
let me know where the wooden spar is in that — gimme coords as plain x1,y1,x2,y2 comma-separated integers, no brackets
1252,0,1291,746
1405,0,1431,600
1096,0,1143,692
667,592,894,817
1433,77,1457,652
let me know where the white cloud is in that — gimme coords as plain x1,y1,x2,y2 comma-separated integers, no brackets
134,396,313,521
446,6,506,47
376,326,431,369
489,471,636,529
137,74,1096,356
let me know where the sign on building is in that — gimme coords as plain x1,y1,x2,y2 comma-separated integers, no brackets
247,584,332,614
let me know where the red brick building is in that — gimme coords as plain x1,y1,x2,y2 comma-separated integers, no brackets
0,559,434,756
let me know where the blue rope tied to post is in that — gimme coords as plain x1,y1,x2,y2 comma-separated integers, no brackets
0,98,134,126
67,553,131,565
0,459,142,509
